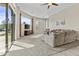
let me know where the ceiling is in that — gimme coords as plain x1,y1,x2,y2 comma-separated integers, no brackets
16,3,76,18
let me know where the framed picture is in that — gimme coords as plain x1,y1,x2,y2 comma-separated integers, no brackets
56,20,65,26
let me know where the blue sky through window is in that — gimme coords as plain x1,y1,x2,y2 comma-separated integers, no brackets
21,16,31,25
0,6,5,24
0,6,11,24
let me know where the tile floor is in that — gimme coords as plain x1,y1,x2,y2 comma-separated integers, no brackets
6,34,79,56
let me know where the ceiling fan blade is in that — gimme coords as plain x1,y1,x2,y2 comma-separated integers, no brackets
40,3,48,6
52,3,59,6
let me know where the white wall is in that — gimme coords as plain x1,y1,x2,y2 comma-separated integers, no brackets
15,10,20,39
48,4,79,31
33,18,46,34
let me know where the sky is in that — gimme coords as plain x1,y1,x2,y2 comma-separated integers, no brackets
0,6,5,24
0,6,31,25
21,16,31,25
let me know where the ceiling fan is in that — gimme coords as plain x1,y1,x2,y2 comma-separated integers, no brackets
40,3,59,9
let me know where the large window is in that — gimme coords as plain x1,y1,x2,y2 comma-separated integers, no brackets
20,15,33,36
21,16,31,29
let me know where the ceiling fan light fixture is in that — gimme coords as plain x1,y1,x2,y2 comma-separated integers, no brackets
40,3,59,9
48,3,52,6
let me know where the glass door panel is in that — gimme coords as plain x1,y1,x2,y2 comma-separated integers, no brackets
8,6,12,48
0,3,15,55
8,5,15,49
0,4,6,55
11,11,15,42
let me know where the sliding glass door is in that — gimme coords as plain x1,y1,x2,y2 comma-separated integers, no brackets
0,3,15,55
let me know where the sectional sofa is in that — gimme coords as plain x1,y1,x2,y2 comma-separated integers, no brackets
42,29,78,47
